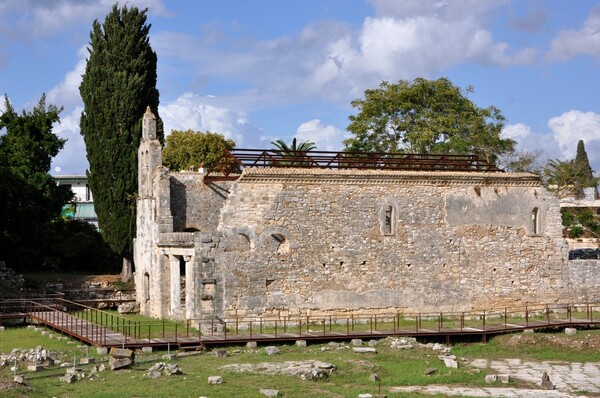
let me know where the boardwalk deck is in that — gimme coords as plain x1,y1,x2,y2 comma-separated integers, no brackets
3,299,598,349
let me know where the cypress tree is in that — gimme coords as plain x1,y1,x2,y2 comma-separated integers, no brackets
574,140,595,187
79,4,163,280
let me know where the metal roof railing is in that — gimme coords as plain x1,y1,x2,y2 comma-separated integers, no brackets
204,149,503,182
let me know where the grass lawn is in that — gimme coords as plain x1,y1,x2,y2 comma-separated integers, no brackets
1,321,599,398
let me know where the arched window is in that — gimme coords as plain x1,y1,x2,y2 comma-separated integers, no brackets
381,204,394,236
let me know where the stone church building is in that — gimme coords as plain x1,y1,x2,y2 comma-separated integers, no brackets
134,108,599,323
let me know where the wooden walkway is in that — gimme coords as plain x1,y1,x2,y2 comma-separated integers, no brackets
15,299,599,349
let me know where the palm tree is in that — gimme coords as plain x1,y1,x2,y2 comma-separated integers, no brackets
270,138,316,166
543,159,595,199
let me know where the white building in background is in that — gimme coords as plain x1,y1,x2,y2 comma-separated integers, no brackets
54,175,98,228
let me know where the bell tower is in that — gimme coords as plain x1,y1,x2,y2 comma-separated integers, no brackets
138,106,162,198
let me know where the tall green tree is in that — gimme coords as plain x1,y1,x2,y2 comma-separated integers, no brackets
0,95,73,271
79,4,163,281
574,140,595,187
343,78,515,165
163,129,235,172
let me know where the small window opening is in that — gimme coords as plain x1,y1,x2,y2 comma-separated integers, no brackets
531,208,540,234
381,204,395,235
144,272,150,302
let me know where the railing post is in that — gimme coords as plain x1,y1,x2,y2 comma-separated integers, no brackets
482,310,486,331
322,319,325,336
525,306,529,327
546,304,550,324
250,321,253,339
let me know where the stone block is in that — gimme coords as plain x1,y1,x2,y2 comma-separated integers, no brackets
213,349,227,358
353,347,377,354
351,339,363,346
564,327,577,335
141,346,153,353
59,373,77,383
14,375,24,384
260,389,280,397
296,340,307,347
264,346,280,355
109,356,132,370
96,347,108,355
208,375,223,384
27,365,43,372
109,347,135,359
0,326,5,331
148,370,162,379
246,341,258,349
498,374,511,384
162,354,176,361
79,357,95,365
484,374,498,384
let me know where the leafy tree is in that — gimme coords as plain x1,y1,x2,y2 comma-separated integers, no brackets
343,78,515,165
499,149,545,174
574,140,595,187
0,95,73,271
163,129,235,172
79,4,163,281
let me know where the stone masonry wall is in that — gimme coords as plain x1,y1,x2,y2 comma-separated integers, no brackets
200,168,600,319
169,173,231,232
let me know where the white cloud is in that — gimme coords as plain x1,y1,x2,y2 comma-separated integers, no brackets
0,0,169,41
153,2,534,113
548,111,600,161
47,46,87,110
295,119,347,152
502,123,531,140
547,6,600,61
159,92,262,147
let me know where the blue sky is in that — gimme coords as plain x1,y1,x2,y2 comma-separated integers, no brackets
1,0,599,174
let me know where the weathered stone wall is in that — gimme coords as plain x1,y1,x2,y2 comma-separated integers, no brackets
135,111,600,322
203,168,597,318
169,173,232,232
